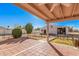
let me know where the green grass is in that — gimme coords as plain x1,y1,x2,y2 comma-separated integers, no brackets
50,37,75,46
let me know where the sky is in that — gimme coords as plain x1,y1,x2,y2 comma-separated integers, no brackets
0,3,79,29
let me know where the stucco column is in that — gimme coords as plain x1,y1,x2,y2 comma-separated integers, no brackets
46,22,49,42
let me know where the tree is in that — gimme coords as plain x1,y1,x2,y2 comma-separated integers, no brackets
12,28,22,38
14,24,22,29
25,23,33,34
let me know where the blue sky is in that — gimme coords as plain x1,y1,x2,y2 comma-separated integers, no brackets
0,3,79,29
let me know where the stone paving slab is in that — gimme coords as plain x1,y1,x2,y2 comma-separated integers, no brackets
52,43,79,56
16,41,59,56
0,38,79,56
0,39,40,56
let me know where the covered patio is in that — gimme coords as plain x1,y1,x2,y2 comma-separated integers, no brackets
13,3,79,56
14,3,79,41
0,3,79,56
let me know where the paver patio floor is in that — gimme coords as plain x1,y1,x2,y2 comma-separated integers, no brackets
0,37,79,56
0,37,59,56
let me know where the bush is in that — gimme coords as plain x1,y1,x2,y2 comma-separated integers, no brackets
12,28,22,38
25,23,33,34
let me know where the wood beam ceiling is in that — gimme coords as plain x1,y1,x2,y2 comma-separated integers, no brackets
14,3,50,21
72,3,77,16
49,14,79,22
59,4,64,18
30,3,56,19
50,3,59,12
14,3,79,23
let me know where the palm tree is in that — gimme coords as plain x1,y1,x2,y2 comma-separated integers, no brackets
7,26,10,30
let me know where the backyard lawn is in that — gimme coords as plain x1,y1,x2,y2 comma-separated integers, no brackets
50,37,75,46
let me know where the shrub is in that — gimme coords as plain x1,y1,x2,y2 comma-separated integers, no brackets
12,28,22,38
25,23,33,34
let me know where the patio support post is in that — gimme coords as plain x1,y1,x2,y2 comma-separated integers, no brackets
46,22,50,42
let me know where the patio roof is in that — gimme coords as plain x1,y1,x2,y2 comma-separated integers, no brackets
14,3,79,22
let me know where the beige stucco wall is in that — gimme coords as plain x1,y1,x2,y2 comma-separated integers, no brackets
65,27,69,34
0,29,5,34
49,26,57,34
41,25,69,35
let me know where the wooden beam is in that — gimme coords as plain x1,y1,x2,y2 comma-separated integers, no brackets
50,3,59,12
72,4,77,16
50,4,57,19
60,4,64,18
33,4,56,19
50,4,54,12
49,15,79,22
14,3,49,21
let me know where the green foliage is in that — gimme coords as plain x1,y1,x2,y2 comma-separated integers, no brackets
14,24,22,29
12,28,22,38
25,23,33,34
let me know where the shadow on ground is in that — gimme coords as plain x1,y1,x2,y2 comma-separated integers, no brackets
0,37,29,45
48,42,64,56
